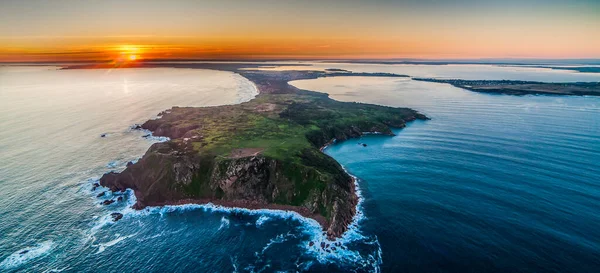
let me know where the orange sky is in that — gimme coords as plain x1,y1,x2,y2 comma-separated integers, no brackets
1,0,599,62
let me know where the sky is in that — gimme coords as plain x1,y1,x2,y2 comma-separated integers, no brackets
0,0,599,62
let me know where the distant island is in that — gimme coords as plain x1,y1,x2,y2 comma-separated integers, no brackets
413,78,600,96
87,63,426,239
511,66,600,74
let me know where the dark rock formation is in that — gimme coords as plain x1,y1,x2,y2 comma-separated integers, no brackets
111,212,123,222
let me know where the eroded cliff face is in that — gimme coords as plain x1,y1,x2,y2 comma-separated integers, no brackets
100,140,358,237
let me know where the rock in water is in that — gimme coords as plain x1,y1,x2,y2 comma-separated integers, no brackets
362,143,367,147
102,199,115,205
131,124,142,130
117,196,123,202
100,134,106,138
110,212,123,222
97,192,105,197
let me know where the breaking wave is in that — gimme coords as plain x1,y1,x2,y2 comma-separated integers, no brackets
0,241,54,270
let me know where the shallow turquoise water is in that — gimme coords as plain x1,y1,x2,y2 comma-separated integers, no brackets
1,65,599,272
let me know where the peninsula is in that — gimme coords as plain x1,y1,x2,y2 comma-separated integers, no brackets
92,63,427,238
413,78,600,96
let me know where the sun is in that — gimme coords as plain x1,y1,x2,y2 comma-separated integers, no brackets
111,44,144,62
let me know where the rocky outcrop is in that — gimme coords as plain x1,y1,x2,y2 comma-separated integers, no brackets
111,212,123,222
100,140,358,237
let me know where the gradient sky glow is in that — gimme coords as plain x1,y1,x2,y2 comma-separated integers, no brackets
1,0,599,61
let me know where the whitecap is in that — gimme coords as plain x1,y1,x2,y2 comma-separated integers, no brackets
0,241,54,269
91,168,381,270
140,129,170,142
258,232,297,255
255,215,271,227
230,256,239,273
95,233,137,254
218,216,230,230
106,160,120,168
297,167,382,271
42,266,70,273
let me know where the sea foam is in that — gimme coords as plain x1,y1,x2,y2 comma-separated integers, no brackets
95,233,137,254
84,138,380,271
0,241,54,269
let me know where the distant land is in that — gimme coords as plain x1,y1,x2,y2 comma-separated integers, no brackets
333,58,600,66
521,66,600,74
413,78,600,96
4,58,600,66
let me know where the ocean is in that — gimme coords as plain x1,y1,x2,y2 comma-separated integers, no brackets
1,64,599,272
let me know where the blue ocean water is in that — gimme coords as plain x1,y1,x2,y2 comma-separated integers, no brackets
293,76,600,272
1,64,600,272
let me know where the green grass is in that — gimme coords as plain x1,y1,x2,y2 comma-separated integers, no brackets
146,91,421,211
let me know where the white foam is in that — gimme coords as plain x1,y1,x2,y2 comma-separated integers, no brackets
218,216,230,230
230,256,239,273
95,233,137,254
83,187,136,245
140,129,170,143
117,170,381,270
42,267,70,273
106,160,120,168
255,215,271,227
83,153,380,270
258,232,297,255
296,166,382,271
0,241,54,269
